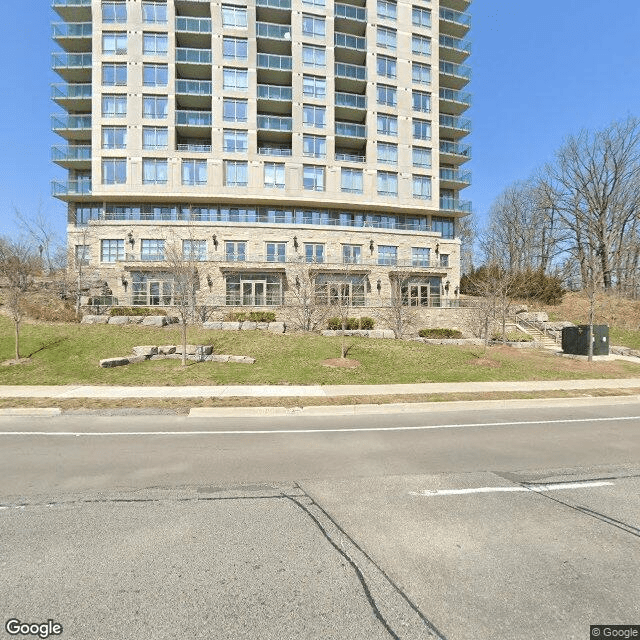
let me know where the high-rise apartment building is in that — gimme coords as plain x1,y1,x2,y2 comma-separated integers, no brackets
52,0,470,316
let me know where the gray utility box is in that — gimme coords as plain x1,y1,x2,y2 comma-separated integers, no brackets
561,325,609,356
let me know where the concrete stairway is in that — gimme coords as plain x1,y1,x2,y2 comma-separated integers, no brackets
516,323,560,350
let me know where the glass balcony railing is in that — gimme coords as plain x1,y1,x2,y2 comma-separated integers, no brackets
439,114,471,133
335,62,366,81
440,61,471,80
52,179,92,196
439,7,471,27
176,110,212,126
334,3,366,21
440,168,471,185
51,145,91,162
439,35,471,54
51,114,91,130
258,146,293,156
52,52,92,69
256,22,291,39
440,197,472,213
334,32,366,51
176,79,212,95
176,47,212,64
257,53,292,71
257,115,293,131
256,0,291,9
51,82,92,101
440,140,471,158
335,122,366,138
175,17,211,33
335,152,366,163
440,88,471,105
51,22,92,38
177,143,212,153
335,91,366,109
257,84,292,101
52,0,91,7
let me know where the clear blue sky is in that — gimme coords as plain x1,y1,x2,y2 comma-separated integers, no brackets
0,0,638,241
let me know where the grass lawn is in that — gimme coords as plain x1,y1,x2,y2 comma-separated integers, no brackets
1,316,640,386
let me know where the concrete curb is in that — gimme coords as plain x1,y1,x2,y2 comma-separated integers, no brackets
0,408,62,417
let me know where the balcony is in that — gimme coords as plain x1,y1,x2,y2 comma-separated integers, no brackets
51,52,91,82
334,3,366,22
52,178,92,200
256,0,291,24
439,168,471,189
257,53,292,71
257,115,292,131
176,79,212,108
439,113,471,139
440,197,472,214
439,88,471,115
51,22,91,52
176,47,212,79
52,0,91,22
439,7,470,38
335,121,366,138
177,142,212,153
257,84,292,102
257,53,292,84
175,16,212,47
335,62,366,92
175,0,212,17
176,109,212,136
439,61,471,90
51,82,91,110
334,92,367,123
256,21,291,40
439,0,471,15
439,34,471,63
335,152,366,163
258,146,292,157
51,113,91,140
334,32,366,65
440,140,471,164
51,144,91,169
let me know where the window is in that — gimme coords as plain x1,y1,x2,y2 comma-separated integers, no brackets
303,0,325,6
412,90,431,113
377,0,397,20
102,63,126,86
432,216,454,239
225,241,246,262
412,247,430,267
377,142,398,165
412,62,431,85
222,5,247,28
223,68,249,91
305,243,324,263
142,158,168,184
182,159,207,185
183,240,207,261
102,126,127,149
378,245,397,266
102,32,127,54
315,274,365,307
412,6,431,28
377,55,396,79
101,239,124,262
302,104,326,128
223,130,248,152
340,168,363,194
377,171,398,197
303,165,325,191
223,36,248,60
439,254,449,267
376,84,397,107
377,114,398,136
413,175,431,199
377,26,396,50
102,94,127,118
224,160,248,186
143,33,168,56
75,245,90,266
223,98,248,122
266,243,286,263
302,45,326,68
143,63,168,87
102,158,126,184
102,2,126,23
141,239,165,261
412,34,431,56
302,76,326,99
402,277,441,307
302,135,326,158
225,273,283,306
302,15,325,38
143,126,168,150
412,146,431,168
413,118,432,140
143,95,168,119
142,2,168,24
342,244,361,264
264,163,285,189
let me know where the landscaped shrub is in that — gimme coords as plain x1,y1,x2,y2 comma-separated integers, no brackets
327,317,375,330
491,332,534,342
109,307,167,316
22,301,78,323
224,311,276,322
418,328,463,339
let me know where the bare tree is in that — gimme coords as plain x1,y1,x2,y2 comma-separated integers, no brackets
0,238,41,360
286,258,330,332
14,205,64,276
379,268,419,339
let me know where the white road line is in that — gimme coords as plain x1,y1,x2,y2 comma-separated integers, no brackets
410,480,614,497
0,414,638,436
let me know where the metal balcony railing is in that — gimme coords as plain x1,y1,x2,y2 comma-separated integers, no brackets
257,115,293,131
257,84,293,101
439,140,471,158
51,22,92,38
52,179,92,196
176,110,212,126
258,147,293,156
334,3,366,21
175,17,212,33
52,52,92,69
51,144,91,162
335,62,366,81
439,7,471,27
257,53,292,71
176,79,212,95
256,0,291,9
440,197,472,213
439,61,471,80
439,34,471,54
335,152,366,163
176,47,212,64
439,114,471,132
51,113,91,130
51,82,92,101
334,32,366,51
335,122,366,138
439,88,471,105
335,92,367,109
256,22,291,39
439,168,471,184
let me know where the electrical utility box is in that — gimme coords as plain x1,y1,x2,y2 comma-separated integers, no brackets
561,325,609,356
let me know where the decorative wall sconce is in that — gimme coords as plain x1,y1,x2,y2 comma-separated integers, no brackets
376,279,382,293
435,242,440,255
295,275,300,289
445,280,450,293
206,274,213,291
127,231,135,247
369,239,374,253
121,275,128,291
212,234,218,249
454,286,459,297
293,235,299,251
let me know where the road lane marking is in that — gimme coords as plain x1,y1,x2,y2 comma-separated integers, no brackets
0,414,639,436
410,480,614,497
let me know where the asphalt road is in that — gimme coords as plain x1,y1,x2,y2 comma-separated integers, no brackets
1,402,639,639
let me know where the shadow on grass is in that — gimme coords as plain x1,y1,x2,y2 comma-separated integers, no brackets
26,338,68,359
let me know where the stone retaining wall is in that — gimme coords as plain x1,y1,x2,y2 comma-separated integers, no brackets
100,344,255,368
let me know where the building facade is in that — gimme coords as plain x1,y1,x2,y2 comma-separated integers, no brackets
52,0,471,318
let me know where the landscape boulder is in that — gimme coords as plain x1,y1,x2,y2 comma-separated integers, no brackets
99,357,130,368
108,316,129,325
82,315,109,324
240,321,257,330
141,315,168,327
267,322,286,333
132,345,158,357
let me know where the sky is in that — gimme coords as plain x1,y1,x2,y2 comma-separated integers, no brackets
0,0,639,242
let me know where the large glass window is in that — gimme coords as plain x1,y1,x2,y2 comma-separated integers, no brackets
412,34,431,56
302,15,325,38
342,244,361,264
412,62,431,85
302,76,326,99
102,158,126,184
102,32,127,54
377,171,398,197
102,126,127,149
432,216,455,239
302,45,326,68
302,135,326,158
412,90,431,113
303,165,325,191
412,175,431,199
412,6,431,28
376,55,396,79
377,0,397,20
142,126,168,150
183,240,207,261
142,2,168,23
225,241,247,262
142,95,168,119
143,63,168,87
266,243,286,263
315,274,365,307
377,26,396,50
223,98,248,122
401,277,441,307
377,142,398,165
102,2,126,23
223,36,248,60
303,0,325,6
102,63,127,86
101,239,124,262
223,68,249,91
303,104,326,128
223,130,248,152
222,5,247,28
412,247,430,267
140,239,165,261
225,273,283,306
143,33,168,56
376,84,397,107
341,168,363,194
412,146,431,168
413,118,432,140
142,158,168,184
264,163,285,189
182,160,207,185
305,243,324,263
224,160,248,186
102,94,127,118
378,245,397,266
377,114,398,136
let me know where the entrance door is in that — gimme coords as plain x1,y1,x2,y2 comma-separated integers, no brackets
242,280,267,306
149,281,161,306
